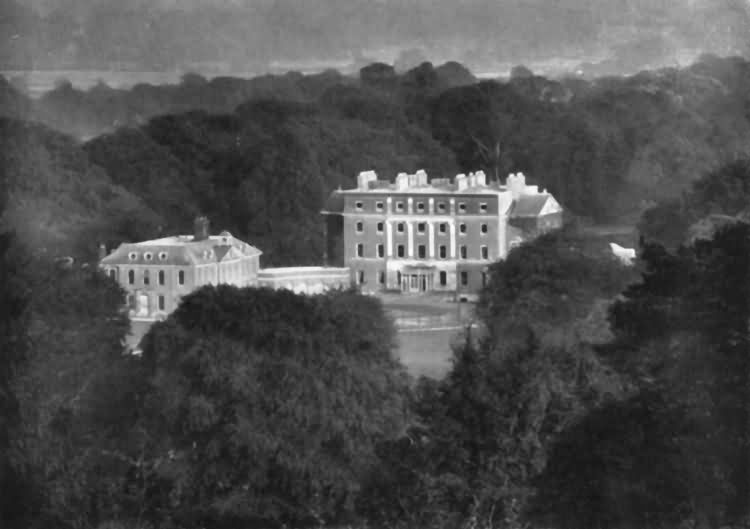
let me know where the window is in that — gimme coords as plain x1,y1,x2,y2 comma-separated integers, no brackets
178,270,185,285
481,246,489,259
378,271,385,284
158,251,168,261
128,252,137,261
377,244,384,258
355,201,364,211
460,271,468,286
357,270,365,284
479,202,488,213
416,202,425,213
439,245,447,258
460,245,467,259
396,201,404,212
397,245,405,258
397,222,405,233
158,270,165,285
418,245,426,258
439,223,447,234
357,243,364,257
356,221,364,233
440,271,447,286
144,252,153,261
437,202,446,213
377,222,384,233
376,201,384,211
143,270,150,285
158,295,165,311
108,269,116,280
459,223,467,234
128,270,135,284
481,223,488,234
458,202,467,213
417,222,426,233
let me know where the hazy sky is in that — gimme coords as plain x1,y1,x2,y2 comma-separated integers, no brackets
8,0,750,74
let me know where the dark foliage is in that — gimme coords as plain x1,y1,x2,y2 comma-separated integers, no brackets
132,286,410,528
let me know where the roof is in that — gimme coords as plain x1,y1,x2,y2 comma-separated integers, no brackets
509,194,554,218
333,181,510,195
100,233,262,267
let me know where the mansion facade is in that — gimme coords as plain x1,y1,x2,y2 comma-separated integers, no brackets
322,170,563,298
99,217,262,321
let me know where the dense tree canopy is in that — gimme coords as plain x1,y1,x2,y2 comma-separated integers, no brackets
131,286,410,528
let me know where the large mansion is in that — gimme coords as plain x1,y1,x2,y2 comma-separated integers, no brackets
322,170,563,298
99,217,262,321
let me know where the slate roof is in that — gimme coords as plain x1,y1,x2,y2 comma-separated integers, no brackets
100,233,261,267
509,194,553,218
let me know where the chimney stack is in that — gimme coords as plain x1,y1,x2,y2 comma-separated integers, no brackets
475,170,487,187
455,173,468,191
357,170,377,190
396,172,409,190
98,243,107,260
194,216,210,241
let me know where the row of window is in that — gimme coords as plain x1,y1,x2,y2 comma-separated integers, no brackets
354,200,489,214
356,243,490,260
127,293,167,311
355,221,490,235
114,268,186,286
127,251,169,261
354,270,487,288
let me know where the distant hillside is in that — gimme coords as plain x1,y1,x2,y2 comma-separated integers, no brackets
6,0,749,74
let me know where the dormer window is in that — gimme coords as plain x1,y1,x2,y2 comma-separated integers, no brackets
395,201,404,212
416,202,425,213
158,251,168,261
375,201,384,211
479,202,488,213
128,252,137,261
144,252,153,261
355,201,364,211
458,202,467,213
437,202,446,213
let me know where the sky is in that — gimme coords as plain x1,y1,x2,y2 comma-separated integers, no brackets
7,0,750,76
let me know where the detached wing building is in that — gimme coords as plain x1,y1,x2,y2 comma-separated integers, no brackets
322,170,563,298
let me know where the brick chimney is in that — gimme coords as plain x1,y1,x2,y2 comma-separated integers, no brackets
194,216,210,241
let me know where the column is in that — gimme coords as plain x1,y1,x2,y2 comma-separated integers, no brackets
407,222,414,257
428,221,435,258
449,221,456,258
386,220,393,257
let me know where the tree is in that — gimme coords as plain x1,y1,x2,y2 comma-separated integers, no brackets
0,229,31,528
131,285,410,528
596,221,750,526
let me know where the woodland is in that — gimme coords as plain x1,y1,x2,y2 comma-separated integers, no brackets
2,55,750,528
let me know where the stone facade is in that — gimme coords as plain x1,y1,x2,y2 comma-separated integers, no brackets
322,170,563,298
